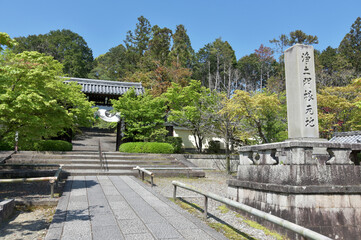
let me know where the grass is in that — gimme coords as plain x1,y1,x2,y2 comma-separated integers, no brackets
171,198,258,240
217,204,230,214
208,222,256,240
243,219,285,240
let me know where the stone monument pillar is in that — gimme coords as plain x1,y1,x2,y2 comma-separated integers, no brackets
228,44,361,239
284,44,319,139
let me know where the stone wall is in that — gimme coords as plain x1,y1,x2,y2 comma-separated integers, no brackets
228,142,361,239
184,154,239,172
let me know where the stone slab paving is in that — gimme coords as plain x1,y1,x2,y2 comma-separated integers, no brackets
45,176,227,240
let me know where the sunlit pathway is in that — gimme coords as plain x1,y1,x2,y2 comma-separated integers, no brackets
45,176,227,240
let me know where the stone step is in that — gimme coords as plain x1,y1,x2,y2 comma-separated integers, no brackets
65,169,204,177
11,154,171,161
6,159,181,165
64,169,138,176
62,164,184,170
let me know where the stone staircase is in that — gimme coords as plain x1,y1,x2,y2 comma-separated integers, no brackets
1,151,205,178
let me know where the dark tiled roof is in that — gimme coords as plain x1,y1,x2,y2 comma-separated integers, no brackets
329,131,361,143
64,77,144,96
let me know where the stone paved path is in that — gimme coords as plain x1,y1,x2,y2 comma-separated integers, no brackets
45,176,227,240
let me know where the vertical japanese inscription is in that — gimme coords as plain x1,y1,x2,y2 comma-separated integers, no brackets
301,51,315,128
285,44,319,139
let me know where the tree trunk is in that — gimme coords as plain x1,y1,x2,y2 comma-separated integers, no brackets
227,65,232,98
215,54,220,91
208,61,212,89
225,121,231,174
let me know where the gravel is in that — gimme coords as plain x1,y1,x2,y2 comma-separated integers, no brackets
153,171,284,240
0,181,62,240
0,205,56,240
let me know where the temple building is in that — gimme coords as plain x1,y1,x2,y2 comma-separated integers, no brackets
64,77,144,110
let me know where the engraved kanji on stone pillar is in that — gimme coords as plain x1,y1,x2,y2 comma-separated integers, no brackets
284,44,319,139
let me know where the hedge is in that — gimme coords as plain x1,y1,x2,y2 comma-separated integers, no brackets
0,142,13,151
119,142,174,154
34,140,73,151
164,136,183,153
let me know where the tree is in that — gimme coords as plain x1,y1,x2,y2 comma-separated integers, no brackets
339,17,361,73
226,90,287,144
317,79,361,139
0,32,16,50
254,44,275,89
170,25,195,68
317,46,355,87
14,29,94,78
147,25,172,65
288,30,318,45
124,16,152,57
111,89,167,142
164,80,217,152
0,49,94,149
268,30,318,93
237,53,260,92
88,44,128,80
194,38,236,91
214,93,243,173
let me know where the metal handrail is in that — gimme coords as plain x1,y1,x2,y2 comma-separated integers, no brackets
0,151,16,164
172,181,332,240
98,139,104,170
133,166,154,187
0,165,63,198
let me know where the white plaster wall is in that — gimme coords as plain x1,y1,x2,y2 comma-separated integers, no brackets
173,128,226,150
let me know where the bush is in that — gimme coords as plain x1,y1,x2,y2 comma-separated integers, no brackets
119,142,174,154
207,140,221,154
34,140,73,151
0,141,13,151
164,136,183,153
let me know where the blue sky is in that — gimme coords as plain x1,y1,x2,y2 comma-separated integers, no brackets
1,0,360,59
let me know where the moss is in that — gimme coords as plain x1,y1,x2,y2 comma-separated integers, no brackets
217,204,230,214
170,198,201,215
243,219,285,240
208,222,255,240
235,213,243,218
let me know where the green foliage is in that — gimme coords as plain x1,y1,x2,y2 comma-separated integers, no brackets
0,141,13,151
170,25,195,68
13,29,93,78
0,46,95,149
164,136,183,153
34,140,72,151
339,17,361,73
317,46,354,87
148,25,172,65
112,89,166,142
224,90,287,144
317,78,361,139
0,32,16,51
207,140,221,154
164,80,218,152
88,44,128,80
119,142,174,154
194,38,236,91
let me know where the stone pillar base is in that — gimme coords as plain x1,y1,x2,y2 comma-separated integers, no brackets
228,165,361,239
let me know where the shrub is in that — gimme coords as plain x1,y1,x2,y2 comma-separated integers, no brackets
34,140,73,151
0,141,13,151
164,136,183,153
119,142,174,154
207,140,221,154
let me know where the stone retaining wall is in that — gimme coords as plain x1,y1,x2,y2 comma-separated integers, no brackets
184,154,239,172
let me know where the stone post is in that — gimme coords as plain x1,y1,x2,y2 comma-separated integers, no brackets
284,44,319,139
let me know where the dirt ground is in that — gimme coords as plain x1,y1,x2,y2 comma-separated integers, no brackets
0,181,63,240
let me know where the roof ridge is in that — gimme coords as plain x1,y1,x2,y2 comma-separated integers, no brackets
63,77,142,86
